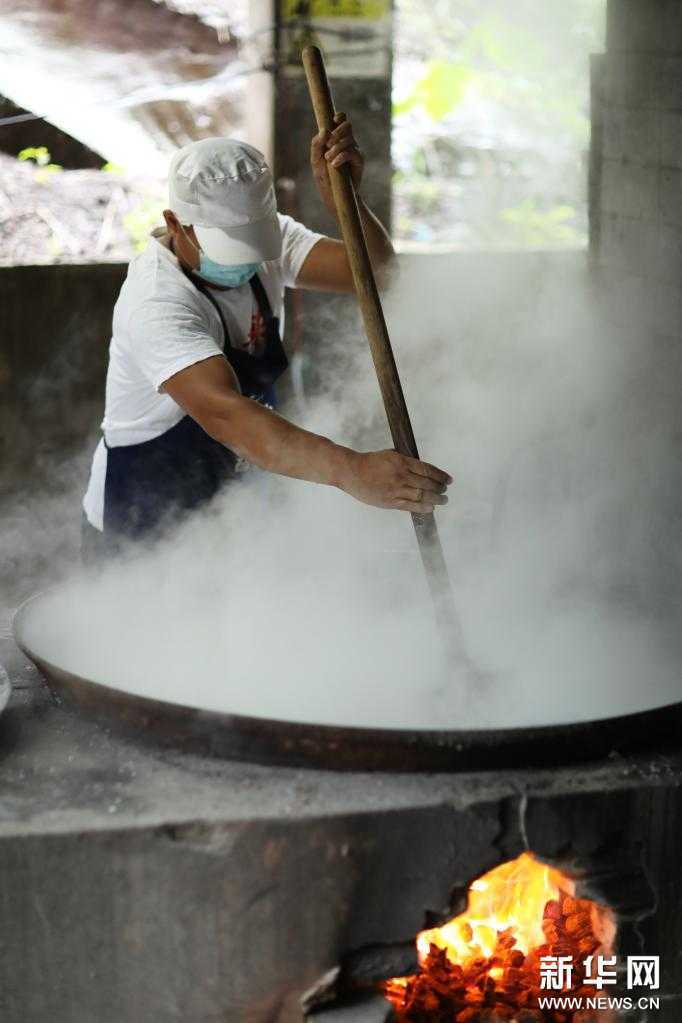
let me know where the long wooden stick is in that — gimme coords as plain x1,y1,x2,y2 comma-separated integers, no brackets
302,45,469,660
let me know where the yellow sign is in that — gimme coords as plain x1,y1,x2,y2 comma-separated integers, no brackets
282,0,390,19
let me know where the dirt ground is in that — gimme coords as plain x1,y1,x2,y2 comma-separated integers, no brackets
0,152,163,265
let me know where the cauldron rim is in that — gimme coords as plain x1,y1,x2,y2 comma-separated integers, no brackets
13,588,682,773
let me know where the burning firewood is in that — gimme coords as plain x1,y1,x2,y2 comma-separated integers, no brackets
381,854,615,1023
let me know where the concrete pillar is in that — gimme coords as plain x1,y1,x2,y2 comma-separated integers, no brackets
588,53,606,261
273,0,393,234
596,0,682,342
243,0,277,167
269,1,394,405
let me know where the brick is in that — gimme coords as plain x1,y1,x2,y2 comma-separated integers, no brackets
602,104,660,164
659,166,682,225
600,158,659,218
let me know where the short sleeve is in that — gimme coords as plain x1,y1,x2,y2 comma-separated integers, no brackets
277,213,325,289
128,294,223,392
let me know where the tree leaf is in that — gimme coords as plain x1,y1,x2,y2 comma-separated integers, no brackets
394,61,474,122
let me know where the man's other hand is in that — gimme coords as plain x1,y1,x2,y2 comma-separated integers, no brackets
336,449,452,515
310,112,364,214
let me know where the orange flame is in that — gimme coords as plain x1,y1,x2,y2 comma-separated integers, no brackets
384,853,617,1021
415,852,574,966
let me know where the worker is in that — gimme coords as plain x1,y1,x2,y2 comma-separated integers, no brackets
82,116,451,559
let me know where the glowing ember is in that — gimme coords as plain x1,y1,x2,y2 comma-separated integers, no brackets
382,852,616,1022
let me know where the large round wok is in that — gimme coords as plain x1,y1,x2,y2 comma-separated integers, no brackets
13,588,682,772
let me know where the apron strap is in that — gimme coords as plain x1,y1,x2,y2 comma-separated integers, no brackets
186,271,230,348
248,272,276,326
191,274,287,397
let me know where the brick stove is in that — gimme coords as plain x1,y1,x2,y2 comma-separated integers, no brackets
304,785,681,1023
1,629,681,1023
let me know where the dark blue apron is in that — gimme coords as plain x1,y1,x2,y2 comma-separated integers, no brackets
102,270,288,544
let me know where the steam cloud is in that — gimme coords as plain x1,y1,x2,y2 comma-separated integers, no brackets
13,253,682,730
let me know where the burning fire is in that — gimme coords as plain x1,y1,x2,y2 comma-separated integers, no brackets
382,852,616,1022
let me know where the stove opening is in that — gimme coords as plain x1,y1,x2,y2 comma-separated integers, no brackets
381,852,616,1022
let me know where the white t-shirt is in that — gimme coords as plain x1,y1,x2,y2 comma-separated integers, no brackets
83,213,323,530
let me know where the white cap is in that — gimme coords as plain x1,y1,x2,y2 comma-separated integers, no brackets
168,137,282,264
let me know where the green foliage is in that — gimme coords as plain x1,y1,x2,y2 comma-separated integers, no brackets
393,0,605,248
394,173,443,215
394,61,474,120
101,161,124,174
18,146,52,166
46,235,63,259
18,146,62,180
123,198,165,252
499,198,584,246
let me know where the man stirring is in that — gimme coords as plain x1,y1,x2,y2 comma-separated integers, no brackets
82,116,451,558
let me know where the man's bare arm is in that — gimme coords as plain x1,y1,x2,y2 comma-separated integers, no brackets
161,356,451,514
295,207,393,293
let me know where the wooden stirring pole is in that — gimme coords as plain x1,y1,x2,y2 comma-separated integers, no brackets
302,45,473,666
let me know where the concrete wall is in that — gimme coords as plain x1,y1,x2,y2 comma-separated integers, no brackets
596,0,682,341
0,264,125,602
271,19,395,402
0,250,584,606
274,74,393,238
0,250,581,494
0,263,124,488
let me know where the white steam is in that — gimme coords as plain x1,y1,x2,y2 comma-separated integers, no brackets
15,253,682,730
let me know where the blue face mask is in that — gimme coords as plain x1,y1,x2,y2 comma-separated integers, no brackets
179,225,260,288
197,255,261,288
